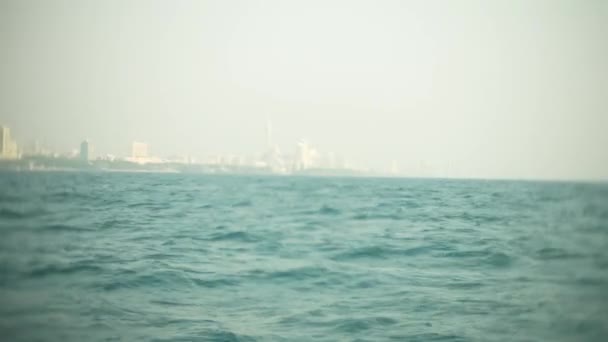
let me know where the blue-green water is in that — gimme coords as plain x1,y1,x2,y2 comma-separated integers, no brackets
0,172,607,341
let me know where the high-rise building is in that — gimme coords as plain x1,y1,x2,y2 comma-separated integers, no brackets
132,141,148,159
0,126,9,156
80,140,90,162
293,139,312,171
0,125,18,159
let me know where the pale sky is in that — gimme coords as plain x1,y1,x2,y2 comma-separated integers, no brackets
1,0,607,180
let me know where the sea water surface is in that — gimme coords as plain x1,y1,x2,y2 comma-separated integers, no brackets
0,172,607,341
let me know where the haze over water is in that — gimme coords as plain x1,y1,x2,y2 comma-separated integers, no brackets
1,0,607,179
1,0,607,341
1,172,607,341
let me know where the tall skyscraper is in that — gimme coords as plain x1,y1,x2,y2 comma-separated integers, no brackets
0,126,9,156
80,140,90,162
0,125,18,159
293,139,311,171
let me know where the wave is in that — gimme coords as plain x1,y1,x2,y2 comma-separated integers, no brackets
392,333,468,341
457,212,505,224
43,223,91,232
44,191,95,202
332,245,433,260
208,231,257,242
99,271,193,291
0,207,47,219
328,316,398,333
153,329,256,342
192,278,240,288
149,300,198,307
439,249,513,267
535,247,584,260
485,252,513,267
318,205,341,215
445,281,485,289
247,266,334,282
0,193,22,203
352,213,402,220
27,263,104,278
583,203,608,220
127,201,172,211
99,218,134,229
232,200,253,207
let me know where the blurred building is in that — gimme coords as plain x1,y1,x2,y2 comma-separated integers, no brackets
80,140,90,162
0,125,19,159
390,160,399,175
293,139,319,171
25,140,42,156
264,145,286,173
132,141,148,159
127,141,161,164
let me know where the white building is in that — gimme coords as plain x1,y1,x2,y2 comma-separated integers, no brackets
293,139,320,171
127,141,160,164
0,125,19,159
132,141,148,159
80,140,90,162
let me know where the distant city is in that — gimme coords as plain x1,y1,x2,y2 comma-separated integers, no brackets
0,122,404,177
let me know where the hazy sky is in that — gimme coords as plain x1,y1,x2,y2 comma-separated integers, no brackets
1,0,606,179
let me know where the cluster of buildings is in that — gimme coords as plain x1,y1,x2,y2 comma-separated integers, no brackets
258,120,350,174
261,138,349,174
0,122,470,177
0,121,358,175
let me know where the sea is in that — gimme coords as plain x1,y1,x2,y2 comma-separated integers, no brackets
0,171,607,342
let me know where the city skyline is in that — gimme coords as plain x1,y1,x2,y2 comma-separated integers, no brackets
0,121,479,178
0,119,375,171
1,109,607,179
0,3,606,342
1,0,607,180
